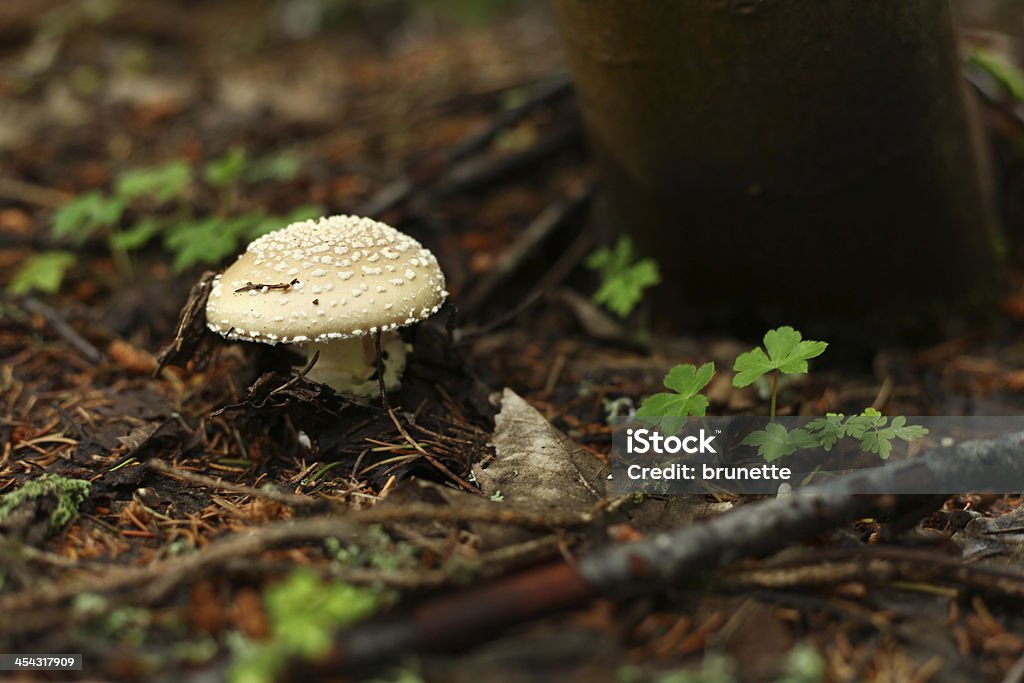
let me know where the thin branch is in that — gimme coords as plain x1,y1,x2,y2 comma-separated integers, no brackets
146,459,326,509
19,296,103,364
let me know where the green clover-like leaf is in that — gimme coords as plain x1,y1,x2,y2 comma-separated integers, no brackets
635,362,715,432
732,326,828,388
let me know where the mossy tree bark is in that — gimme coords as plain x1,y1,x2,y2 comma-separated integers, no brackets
553,0,997,341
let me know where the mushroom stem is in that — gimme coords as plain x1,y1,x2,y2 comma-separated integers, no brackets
300,332,408,397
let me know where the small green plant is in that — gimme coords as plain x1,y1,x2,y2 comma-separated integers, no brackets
8,251,76,295
228,570,383,683
742,408,929,462
9,148,316,295
732,326,827,419
820,408,929,460
635,362,714,433
634,326,929,466
585,235,661,318
0,473,91,535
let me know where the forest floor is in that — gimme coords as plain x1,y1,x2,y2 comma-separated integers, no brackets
4,2,1024,682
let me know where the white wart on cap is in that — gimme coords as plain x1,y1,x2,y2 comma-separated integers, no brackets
206,215,448,395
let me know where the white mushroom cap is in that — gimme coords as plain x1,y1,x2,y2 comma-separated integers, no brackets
205,215,448,344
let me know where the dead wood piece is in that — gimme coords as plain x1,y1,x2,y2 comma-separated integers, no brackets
155,271,217,375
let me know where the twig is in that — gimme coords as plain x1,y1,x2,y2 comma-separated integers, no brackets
233,278,299,293
462,185,592,313
355,78,573,218
0,176,70,208
718,546,1024,598
19,295,103,364
454,290,544,344
870,376,893,411
444,78,572,165
147,459,326,509
429,124,582,199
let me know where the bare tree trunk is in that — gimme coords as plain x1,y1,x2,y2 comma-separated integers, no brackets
553,0,997,341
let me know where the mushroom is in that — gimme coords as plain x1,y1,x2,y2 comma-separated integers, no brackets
205,214,448,397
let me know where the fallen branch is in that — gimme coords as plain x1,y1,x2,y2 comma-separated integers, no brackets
718,546,1024,598
292,431,1024,674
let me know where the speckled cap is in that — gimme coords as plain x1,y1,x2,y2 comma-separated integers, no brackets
205,215,448,344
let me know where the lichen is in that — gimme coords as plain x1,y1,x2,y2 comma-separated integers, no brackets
0,473,91,535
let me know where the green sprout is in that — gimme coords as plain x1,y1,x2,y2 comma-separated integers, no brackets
8,251,76,295
732,326,827,419
585,235,661,318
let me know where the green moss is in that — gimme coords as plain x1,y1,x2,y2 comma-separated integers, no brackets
0,473,91,534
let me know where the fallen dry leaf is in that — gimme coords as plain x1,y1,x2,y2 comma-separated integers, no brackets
474,388,607,514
